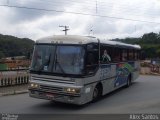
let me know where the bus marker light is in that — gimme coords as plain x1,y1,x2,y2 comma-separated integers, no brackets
85,87,90,93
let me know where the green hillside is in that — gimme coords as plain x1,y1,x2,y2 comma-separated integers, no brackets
112,32,160,59
0,32,160,59
0,34,35,59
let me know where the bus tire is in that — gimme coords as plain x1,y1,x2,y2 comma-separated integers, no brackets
125,74,131,88
92,83,102,102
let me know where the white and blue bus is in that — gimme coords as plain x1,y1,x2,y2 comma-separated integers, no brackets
29,35,141,105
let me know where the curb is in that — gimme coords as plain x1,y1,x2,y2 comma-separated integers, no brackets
150,72,160,76
0,90,28,97
140,73,160,76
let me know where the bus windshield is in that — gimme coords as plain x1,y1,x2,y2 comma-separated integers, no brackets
30,44,85,75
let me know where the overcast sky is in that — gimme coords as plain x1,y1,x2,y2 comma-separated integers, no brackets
0,0,160,40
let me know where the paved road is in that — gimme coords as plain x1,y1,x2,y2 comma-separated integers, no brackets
0,75,160,114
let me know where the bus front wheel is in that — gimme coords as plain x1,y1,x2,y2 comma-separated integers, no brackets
92,84,102,102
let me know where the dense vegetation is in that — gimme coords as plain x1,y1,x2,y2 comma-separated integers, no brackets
0,34,35,59
0,32,159,59
112,32,160,59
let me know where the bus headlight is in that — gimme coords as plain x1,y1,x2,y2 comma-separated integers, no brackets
64,88,80,94
29,83,39,89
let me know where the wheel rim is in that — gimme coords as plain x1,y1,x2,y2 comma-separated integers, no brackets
127,78,130,86
93,87,98,99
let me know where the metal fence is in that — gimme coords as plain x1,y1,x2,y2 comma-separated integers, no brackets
0,69,29,87
140,65,160,75
150,65,160,73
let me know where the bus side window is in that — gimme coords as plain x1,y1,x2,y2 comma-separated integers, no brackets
86,44,99,74
137,50,140,60
128,49,134,61
122,49,127,61
113,48,121,62
134,50,137,60
87,53,96,65
100,46,112,64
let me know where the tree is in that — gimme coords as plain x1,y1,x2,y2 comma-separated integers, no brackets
111,32,160,59
156,49,160,57
141,32,158,44
0,34,35,58
0,51,5,59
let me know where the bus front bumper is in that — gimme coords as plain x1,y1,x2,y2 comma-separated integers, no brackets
28,89,85,105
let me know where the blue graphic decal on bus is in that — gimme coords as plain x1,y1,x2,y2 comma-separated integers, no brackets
114,63,134,87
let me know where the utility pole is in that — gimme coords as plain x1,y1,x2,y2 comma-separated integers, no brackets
59,25,69,35
7,0,9,5
96,0,98,14
89,26,94,35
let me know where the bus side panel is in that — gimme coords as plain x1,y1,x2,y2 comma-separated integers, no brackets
114,61,140,85
99,62,134,95
83,82,99,103
131,61,140,81
81,61,140,104
100,64,116,95
113,63,132,88
82,64,116,103
83,70,102,103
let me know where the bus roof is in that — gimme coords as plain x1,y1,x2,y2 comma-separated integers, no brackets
36,35,141,49
36,35,98,44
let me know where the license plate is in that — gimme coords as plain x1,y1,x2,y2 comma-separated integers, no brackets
46,93,54,99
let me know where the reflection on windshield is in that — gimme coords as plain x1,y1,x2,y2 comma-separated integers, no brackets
31,45,85,75
31,45,55,72
54,46,84,74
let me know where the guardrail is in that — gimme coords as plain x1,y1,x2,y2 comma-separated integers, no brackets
150,65,160,73
140,65,160,75
0,69,29,87
0,68,28,72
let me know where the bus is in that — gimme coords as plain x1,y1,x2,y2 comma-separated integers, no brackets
28,35,141,105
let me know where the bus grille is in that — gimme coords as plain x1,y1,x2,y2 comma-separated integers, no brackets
31,76,75,84
39,85,63,93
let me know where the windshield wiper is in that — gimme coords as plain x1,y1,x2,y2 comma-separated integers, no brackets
55,60,66,74
36,65,44,74
54,52,65,74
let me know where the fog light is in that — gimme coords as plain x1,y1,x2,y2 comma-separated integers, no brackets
68,96,74,102
31,90,35,94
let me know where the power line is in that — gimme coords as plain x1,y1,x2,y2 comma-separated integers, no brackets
38,0,160,16
12,0,160,18
39,0,97,6
0,4,160,24
12,0,96,14
98,4,160,17
10,0,160,16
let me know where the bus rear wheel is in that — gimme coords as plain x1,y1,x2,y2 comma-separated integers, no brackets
92,84,102,102
125,75,131,88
